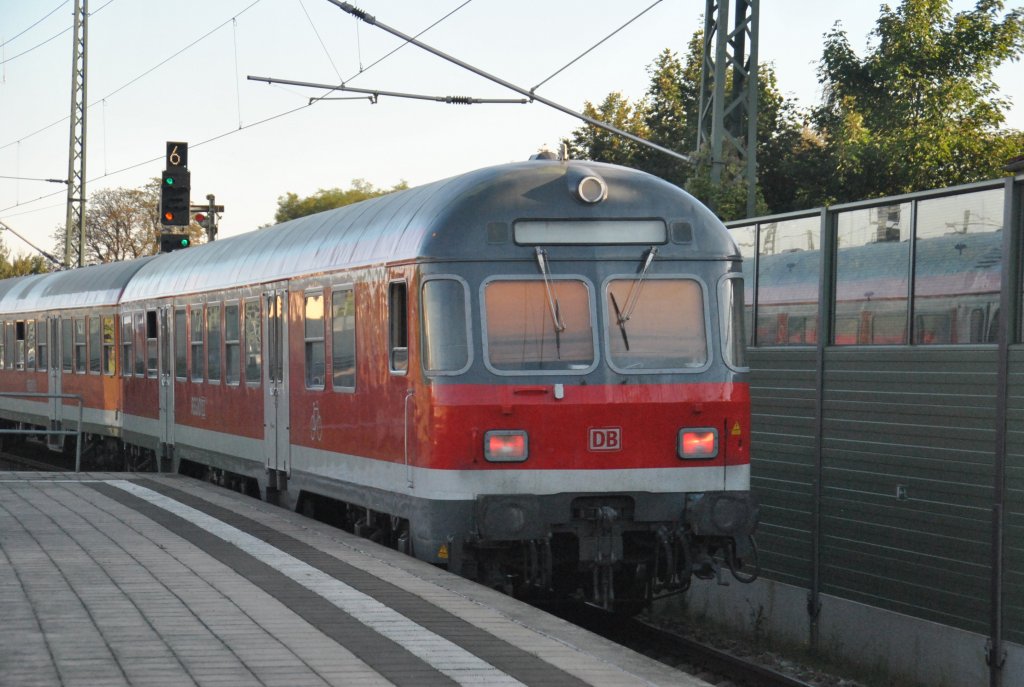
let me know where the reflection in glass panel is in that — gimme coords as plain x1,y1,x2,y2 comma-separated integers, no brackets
174,309,187,379
605,278,707,371
331,288,356,388
834,203,911,345
422,280,469,373
756,216,821,345
102,316,115,375
191,307,204,381
207,305,222,382
485,279,594,372
913,189,1002,344
225,304,240,384
304,294,325,388
730,225,756,346
244,300,262,384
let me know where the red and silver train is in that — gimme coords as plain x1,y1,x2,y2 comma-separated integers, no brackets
0,159,758,610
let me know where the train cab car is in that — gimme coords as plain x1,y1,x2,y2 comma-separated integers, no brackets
0,159,758,611
117,159,758,610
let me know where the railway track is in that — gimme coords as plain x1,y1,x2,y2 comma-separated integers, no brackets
549,602,817,687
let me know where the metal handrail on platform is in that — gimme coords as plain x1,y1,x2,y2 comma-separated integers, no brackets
0,392,84,472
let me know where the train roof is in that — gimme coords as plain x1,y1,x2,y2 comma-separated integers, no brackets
120,160,734,302
0,256,156,315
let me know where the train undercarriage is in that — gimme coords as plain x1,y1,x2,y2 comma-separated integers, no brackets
3,422,759,614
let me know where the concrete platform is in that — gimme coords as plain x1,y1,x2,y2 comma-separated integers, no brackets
0,473,706,686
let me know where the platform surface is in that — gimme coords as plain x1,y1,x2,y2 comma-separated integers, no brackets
0,472,705,687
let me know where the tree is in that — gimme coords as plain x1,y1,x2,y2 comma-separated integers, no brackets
810,0,1024,202
53,179,206,265
564,30,798,221
274,178,409,223
0,237,50,279
564,92,650,167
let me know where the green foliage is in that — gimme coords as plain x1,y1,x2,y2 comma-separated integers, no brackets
564,31,793,221
51,178,208,265
810,0,1024,202
564,1,1023,218
564,93,650,166
274,179,409,223
0,240,50,278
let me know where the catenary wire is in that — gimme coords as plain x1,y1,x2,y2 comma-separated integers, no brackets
0,0,259,153
0,1,69,51
0,0,116,67
531,0,664,93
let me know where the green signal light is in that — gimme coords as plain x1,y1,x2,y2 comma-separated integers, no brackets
180,238,190,247
164,176,174,186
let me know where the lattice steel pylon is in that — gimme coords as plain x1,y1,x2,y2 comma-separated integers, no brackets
64,0,88,268
697,0,759,218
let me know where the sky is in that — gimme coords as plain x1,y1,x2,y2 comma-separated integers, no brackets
1,0,1022,259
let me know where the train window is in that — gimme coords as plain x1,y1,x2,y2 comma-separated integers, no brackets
120,314,132,377
871,312,907,344
134,312,146,376
36,320,46,372
834,203,911,345
244,299,261,385
102,316,115,375
719,277,748,370
913,189,1002,346
88,317,101,373
225,303,240,385
914,313,952,344
605,277,708,373
74,318,86,374
304,292,325,389
4,322,14,370
207,304,222,383
26,321,36,371
0,323,5,370
191,306,204,382
331,287,356,390
15,321,25,371
61,318,73,372
483,278,595,373
421,278,470,374
174,308,187,380
146,311,158,378
389,281,408,374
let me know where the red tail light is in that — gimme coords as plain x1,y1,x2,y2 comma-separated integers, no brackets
484,430,529,462
679,428,718,459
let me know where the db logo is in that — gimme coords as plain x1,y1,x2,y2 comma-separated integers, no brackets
589,427,622,452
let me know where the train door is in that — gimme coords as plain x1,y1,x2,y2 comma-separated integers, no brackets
263,287,290,475
157,305,175,448
47,316,62,434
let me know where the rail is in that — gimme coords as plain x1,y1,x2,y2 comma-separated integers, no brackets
0,393,83,472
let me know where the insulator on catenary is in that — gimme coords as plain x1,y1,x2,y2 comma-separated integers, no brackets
444,96,475,105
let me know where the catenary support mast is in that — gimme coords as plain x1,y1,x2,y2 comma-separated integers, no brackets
698,0,759,217
64,0,88,268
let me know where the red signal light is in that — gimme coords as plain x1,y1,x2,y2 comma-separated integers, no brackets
194,213,206,223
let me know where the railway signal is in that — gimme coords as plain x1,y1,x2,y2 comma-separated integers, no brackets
160,141,190,227
159,233,191,253
191,194,223,242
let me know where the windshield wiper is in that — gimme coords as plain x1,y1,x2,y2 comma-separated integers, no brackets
613,247,658,346
535,247,566,359
610,292,630,351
